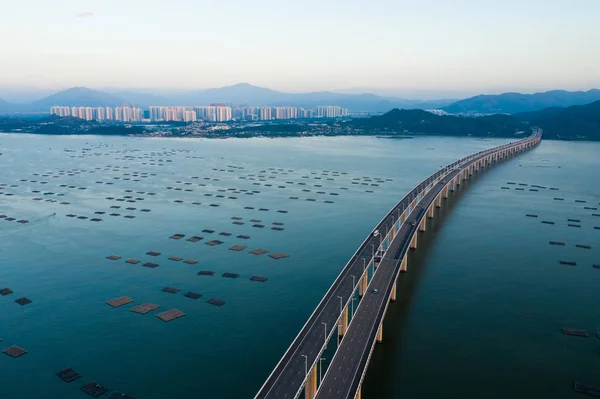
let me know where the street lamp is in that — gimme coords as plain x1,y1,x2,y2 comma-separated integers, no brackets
301,354,308,377
319,357,326,384
350,275,356,316
337,295,343,346
321,321,327,345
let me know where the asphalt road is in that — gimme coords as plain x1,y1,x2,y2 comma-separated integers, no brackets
255,133,541,399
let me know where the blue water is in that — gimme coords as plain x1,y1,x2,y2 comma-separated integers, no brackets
0,134,596,398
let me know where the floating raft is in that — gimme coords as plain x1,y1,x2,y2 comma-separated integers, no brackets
0,288,13,296
223,273,239,278
170,234,185,240
198,271,215,276
183,259,198,265
574,382,600,398
237,235,250,239
525,214,538,218
562,328,588,337
568,224,581,228
125,259,140,265
156,309,186,322
541,221,555,225
250,276,268,282
250,248,269,255
576,244,591,249
131,303,159,314
169,256,183,262
81,381,109,397
575,200,586,203
162,287,180,294
229,245,247,251
186,236,203,242
146,251,161,256
549,241,566,246
143,262,159,268
2,346,28,358
184,292,202,300
559,261,577,266
106,255,121,260
269,252,290,259
56,367,81,383
206,298,226,307
15,297,31,306
568,219,581,222
205,240,223,246
107,296,134,308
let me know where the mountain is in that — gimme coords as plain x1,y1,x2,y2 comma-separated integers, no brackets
349,108,530,137
443,89,600,115
112,91,171,107
30,87,124,111
170,83,455,111
515,100,600,140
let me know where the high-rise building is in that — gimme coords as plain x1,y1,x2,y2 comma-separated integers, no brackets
184,110,197,122
259,106,272,120
106,107,113,120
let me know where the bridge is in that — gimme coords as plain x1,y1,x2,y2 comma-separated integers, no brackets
255,133,542,399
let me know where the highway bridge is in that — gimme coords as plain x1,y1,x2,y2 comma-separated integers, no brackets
255,133,542,399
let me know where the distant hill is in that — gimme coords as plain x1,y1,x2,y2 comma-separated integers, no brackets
168,83,453,111
0,83,456,113
349,108,530,137
516,100,600,140
443,89,600,114
30,87,124,111
112,91,171,107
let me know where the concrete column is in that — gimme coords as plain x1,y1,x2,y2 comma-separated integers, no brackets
305,362,318,399
443,185,449,198
338,306,349,337
359,271,368,296
376,323,383,343
419,216,426,232
400,253,408,272
357,386,361,399
410,231,417,249
391,282,397,302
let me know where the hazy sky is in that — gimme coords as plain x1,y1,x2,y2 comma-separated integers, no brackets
1,0,599,97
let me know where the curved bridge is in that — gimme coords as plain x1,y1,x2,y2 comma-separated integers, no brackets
255,132,542,399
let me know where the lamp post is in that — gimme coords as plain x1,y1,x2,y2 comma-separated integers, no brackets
319,357,326,384
350,275,356,316
321,321,327,345
337,295,343,346
301,354,308,377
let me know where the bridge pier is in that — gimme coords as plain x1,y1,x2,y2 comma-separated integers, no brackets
443,185,449,198
391,282,397,301
376,323,383,343
410,232,418,249
359,271,368,296
305,362,318,399
357,386,361,399
400,253,408,272
338,306,349,337
418,216,426,232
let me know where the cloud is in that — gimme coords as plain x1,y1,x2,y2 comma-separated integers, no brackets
75,12,94,18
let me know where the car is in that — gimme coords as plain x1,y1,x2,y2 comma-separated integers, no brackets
372,289,378,294
372,229,380,237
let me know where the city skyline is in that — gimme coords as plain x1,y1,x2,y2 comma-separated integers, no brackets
50,104,349,122
1,0,599,97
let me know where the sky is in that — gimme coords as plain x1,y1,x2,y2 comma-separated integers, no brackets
1,0,599,99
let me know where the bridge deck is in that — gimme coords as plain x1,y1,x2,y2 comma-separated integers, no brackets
255,133,540,399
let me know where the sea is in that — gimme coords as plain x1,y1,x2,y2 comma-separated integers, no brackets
0,133,598,399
